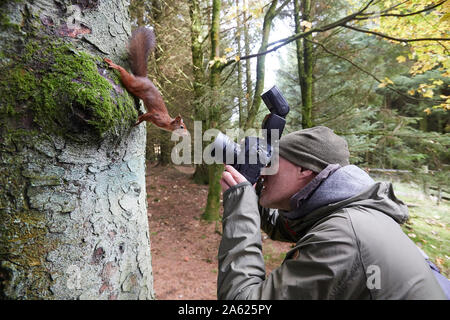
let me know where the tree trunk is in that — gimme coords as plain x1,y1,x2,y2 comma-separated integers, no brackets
236,0,244,128
243,0,253,121
202,0,223,222
189,0,210,185
0,1,153,299
295,0,314,128
244,0,287,129
159,132,172,166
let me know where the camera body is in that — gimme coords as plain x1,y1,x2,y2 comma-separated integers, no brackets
211,86,290,184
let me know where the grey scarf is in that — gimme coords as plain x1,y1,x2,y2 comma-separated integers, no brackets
281,164,375,220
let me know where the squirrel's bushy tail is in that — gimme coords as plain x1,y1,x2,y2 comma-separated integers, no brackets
129,27,156,77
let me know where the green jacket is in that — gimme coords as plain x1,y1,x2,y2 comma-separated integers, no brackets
217,167,445,300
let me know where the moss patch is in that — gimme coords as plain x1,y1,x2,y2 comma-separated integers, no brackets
0,37,137,141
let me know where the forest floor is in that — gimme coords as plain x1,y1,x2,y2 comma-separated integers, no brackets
146,165,449,300
146,164,291,300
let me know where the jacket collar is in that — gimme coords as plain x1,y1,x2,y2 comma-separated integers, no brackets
281,164,341,219
281,164,376,220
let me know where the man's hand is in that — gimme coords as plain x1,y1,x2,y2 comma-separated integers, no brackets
220,165,248,192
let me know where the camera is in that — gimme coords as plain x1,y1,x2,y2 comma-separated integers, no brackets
211,86,290,184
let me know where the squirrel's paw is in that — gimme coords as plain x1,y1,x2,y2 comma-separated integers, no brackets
104,58,117,69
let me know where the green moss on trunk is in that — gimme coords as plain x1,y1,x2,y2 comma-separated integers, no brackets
0,37,137,142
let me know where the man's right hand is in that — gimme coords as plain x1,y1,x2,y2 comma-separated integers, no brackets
220,165,248,193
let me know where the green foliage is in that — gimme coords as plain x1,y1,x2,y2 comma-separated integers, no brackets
358,0,450,111
274,0,449,189
372,70,449,186
376,70,450,123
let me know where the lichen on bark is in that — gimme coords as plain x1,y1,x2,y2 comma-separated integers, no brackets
0,0,154,300
0,37,137,142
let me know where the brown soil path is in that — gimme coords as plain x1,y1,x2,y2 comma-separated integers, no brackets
146,165,292,300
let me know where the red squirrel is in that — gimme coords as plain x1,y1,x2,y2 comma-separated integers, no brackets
104,27,188,135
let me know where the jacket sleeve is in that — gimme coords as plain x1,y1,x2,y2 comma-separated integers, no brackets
217,182,362,300
217,182,266,300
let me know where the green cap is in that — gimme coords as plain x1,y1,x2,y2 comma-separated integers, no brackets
278,126,350,173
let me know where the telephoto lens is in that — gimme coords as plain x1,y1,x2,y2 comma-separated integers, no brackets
210,86,290,185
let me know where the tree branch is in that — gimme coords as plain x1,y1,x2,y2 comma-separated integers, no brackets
220,0,378,68
274,0,291,16
220,0,448,71
355,0,447,20
343,24,450,42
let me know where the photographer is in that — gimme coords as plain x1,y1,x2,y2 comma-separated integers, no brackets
218,126,446,300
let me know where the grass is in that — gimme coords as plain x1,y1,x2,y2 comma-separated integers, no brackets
389,179,449,278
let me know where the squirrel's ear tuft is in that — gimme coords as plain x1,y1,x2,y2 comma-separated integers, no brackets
175,115,182,122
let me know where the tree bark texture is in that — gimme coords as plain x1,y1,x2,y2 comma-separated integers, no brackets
0,0,154,299
236,0,244,128
202,0,223,222
295,0,314,128
189,0,209,185
243,0,253,123
244,0,281,130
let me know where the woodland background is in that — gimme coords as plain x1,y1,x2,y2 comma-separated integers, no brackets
0,0,448,300
132,0,449,216
128,0,450,288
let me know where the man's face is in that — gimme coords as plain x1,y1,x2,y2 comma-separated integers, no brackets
259,156,315,211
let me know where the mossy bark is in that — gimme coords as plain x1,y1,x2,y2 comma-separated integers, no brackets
201,0,223,222
0,0,154,299
244,0,283,130
189,0,209,185
295,0,314,129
